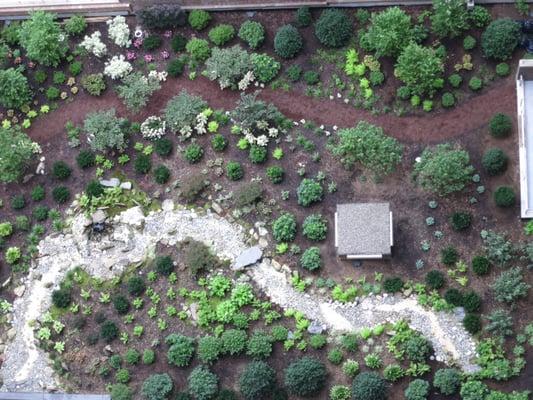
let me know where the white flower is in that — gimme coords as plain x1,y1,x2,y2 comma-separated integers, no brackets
268,127,279,138
107,16,131,48
104,55,132,79
140,116,166,139
300,119,306,124
179,126,192,138
80,31,107,57
256,135,268,146
238,71,255,91
333,125,338,131
329,95,334,100
337,93,342,98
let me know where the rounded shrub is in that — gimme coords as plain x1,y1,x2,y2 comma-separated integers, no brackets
226,161,244,181
303,70,320,85
33,205,49,221
481,18,521,60
328,348,343,365
404,335,431,362
52,186,70,204
297,178,323,206
286,64,302,82
239,361,276,400
86,180,104,198
167,334,195,367
211,134,228,151
272,213,297,242
101,320,119,342
142,349,156,365
221,329,247,355
448,73,462,88
463,313,482,334
113,295,130,315
208,24,235,46
186,38,211,62
469,76,483,91
295,6,312,27
309,334,327,349
184,143,204,164
167,58,186,78
188,10,211,31
249,145,267,164
425,270,445,289
489,113,512,138
482,148,508,175
383,277,404,293
496,62,510,77
238,20,265,49
302,214,327,241
463,291,482,313
154,165,170,184
315,9,352,48
198,335,222,365
171,34,187,52
463,35,477,50
246,331,273,360
110,383,132,400
494,186,515,207
155,138,173,157
125,348,140,365
433,368,461,395
187,366,218,400
31,185,45,201
450,211,472,231
134,154,152,174
284,356,327,397
52,288,71,308
127,276,146,296
472,255,490,276
441,246,458,266
396,86,411,100
11,195,25,210
444,288,464,307
266,166,284,184
351,371,387,400
155,255,174,276
143,35,162,50
274,24,303,59
77,150,96,169
142,373,173,400
441,92,455,108
405,379,429,400
300,247,322,271
52,161,72,180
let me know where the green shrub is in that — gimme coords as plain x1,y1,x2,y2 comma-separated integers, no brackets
53,71,66,85
112,295,130,315
396,86,411,100
184,239,218,275
266,166,284,183
328,348,343,365
171,34,187,52
404,335,431,362
249,145,267,164
496,62,510,76
485,309,514,337
52,161,71,180
15,216,30,231
184,143,204,163
137,4,186,30
448,73,462,88
284,357,327,397
167,58,186,77
34,70,47,84
52,288,71,308
246,331,272,359
83,109,126,152
0,67,32,109
221,329,247,355
441,246,459,266
188,366,218,400
469,76,483,91
251,53,281,83
492,266,530,304
166,333,195,367
188,10,211,30
303,70,320,85
300,247,321,271
383,277,404,293
425,270,445,289
383,364,404,382
472,255,490,276
463,314,482,334
143,35,162,50
489,113,512,138
125,348,140,365
155,255,174,276
405,379,429,400
433,368,461,395
450,211,472,231
302,214,327,241
463,35,477,50
32,205,48,221
11,194,25,210
309,334,327,349
481,18,520,60
234,182,263,207
431,0,470,38
127,276,146,296
198,335,222,364
286,65,302,82
115,370,130,387
31,185,45,201
186,38,211,62
274,24,303,59
315,9,352,48
134,153,152,175
297,178,323,206
142,373,173,400
110,383,132,400
64,15,87,36
142,349,156,365
362,7,414,57
460,380,489,400
463,291,482,313
76,150,95,169
351,371,386,400
369,70,385,86
155,138,173,157
295,6,312,27
86,180,104,198
101,320,119,342
238,20,265,49
441,92,455,108
342,359,360,378
469,5,492,28
494,186,515,207
239,361,276,400
154,165,170,184
444,288,464,306
81,73,106,96
52,186,70,204
46,86,60,100
226,161,244,181
482,148,508,175
209,24,235,46
211,134,227,152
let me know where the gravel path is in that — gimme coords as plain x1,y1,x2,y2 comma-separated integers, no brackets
1,203,479,392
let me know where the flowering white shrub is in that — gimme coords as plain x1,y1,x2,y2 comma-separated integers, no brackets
140,116,166,139
107,16,131,48
104,55,132,80
195,112,208,135
238,71,255,91
148,70,168,82
80,31,107,57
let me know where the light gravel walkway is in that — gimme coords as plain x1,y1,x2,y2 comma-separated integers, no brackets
0,203,479,392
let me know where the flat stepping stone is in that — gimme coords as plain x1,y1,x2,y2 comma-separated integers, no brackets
233,246,262,270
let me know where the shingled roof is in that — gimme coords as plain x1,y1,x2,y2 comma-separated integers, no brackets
334,203,393,259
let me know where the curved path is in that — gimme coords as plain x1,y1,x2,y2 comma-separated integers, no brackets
1,203,478,392
27,74,515,145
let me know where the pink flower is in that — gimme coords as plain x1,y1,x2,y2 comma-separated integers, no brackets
126,50,137,60
133,38,143,48
144,54,154,62
161,50,169,59
163,30,172,38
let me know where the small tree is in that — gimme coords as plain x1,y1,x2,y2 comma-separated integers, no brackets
394,43,444,97
0,125,38,183
331,121,403,177
431,0,470,38
492,267,530,304
141,373,173,400
412,143,474,195
362,7,413,58
188,366,218,400
284,356,327,397
83,109,127,152
481,19,521,60
238,361,276,400
0,68,32,109
19,11,67,66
